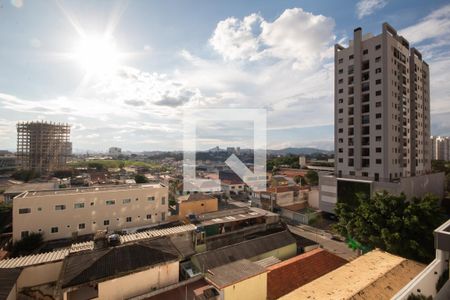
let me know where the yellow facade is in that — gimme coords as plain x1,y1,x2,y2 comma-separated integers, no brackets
222,272,267,300
178,196,218,220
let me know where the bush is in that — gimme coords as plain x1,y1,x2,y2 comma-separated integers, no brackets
135,174,149,183
407,294,432,300
11,170,40,182
12,232,44,256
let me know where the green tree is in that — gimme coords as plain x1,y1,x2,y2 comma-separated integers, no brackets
135,174,149,183
293,175,307,186
335,192,445,263
12,232,44,257
11,170,40,182
305,170,319,186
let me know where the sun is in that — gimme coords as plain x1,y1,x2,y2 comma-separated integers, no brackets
73,36,120,74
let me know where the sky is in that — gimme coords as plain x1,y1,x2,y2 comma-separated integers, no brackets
0,0,450,152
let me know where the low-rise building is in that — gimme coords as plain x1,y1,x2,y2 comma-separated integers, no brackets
177,193,218,221
4,181,59,203
280,249,424,300
204,259,268,300
13,183,169,241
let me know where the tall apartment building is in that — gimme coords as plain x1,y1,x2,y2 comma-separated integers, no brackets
16,121,71,174
431,136,450,161
13,183,169,241
319,23,444,214
334,23,431,182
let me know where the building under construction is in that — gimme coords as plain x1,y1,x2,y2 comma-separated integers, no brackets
16,121,71,174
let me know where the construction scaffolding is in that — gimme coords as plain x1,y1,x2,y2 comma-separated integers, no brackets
16,121,71,174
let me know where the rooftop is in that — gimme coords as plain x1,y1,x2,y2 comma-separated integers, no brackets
178,193,217,203
60,237,180,289
0,268,22,300
192,230,296,271
5,182,58,194
16,183,165,198
279,249,424,300
205,259,266,289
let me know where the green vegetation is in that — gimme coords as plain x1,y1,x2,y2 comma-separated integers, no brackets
407,294,432,300
305,170,319,186
293,175,307,186
267,155,300,171
69,159,163,170
135,174,149,183
0,202,12,213
11,170,40,182
53,169,73,179
12,232,44,257
335,192,446,263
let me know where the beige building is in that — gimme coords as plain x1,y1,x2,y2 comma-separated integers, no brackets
335,23,431,182
13,184,169,241
177,193,218,221
431,136,450,161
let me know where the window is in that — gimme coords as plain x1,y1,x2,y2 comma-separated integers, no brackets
338,78,343,84
55,205,66,211
376,147,382,153
376,113,382,119
349,54,354,60
376,79,381,85
338,108,343,113
106,200,115,205
376,101,382,107
37,207,42,211
348,65,354,74
338,128,343,133
146,214,152,220
376,159,382,164
376,136,382,141
338,158,343,163
338,88,343,94
74,203,84,209
362,82,370,92
362,115,370,124
375,44,381,50
122,198,131,204
21,231,29,238
338,69,343,74
362,171,369,176
161,212,166,221
147,196,155,201
362,104,370,114
376,124,382,130
126,217,132,222
363,49,368,55
375,56,381,63
338,58,343,64
338,98,343,104
375,173,379,181
19,208,31,214
78,223,85,230
376,90,382,96
375,68,382,74
51,227,59,233
161,197,166,205
104,220,110,226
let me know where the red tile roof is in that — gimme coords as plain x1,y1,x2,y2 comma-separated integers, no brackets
266,248,347,300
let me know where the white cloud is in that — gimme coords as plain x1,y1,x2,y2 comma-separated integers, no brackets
356,0,388,19
209,8,335,70
10,0,23,9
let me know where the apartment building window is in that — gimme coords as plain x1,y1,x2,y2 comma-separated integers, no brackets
362,104,370,113
338,118,343,124
374,173,379,182
376,147,382,153
362,94,370,102
161,212,166,221
348,87,354,95
348,65,354,74
362,72,369,82
376,124,382,130
51,227,59,233
375,44,381,50
348,107,354,115
362,115,370,124
362,126,370,135
375,56,381,63
376,79,381,85
362,148,370,156
106,200,115,205
348,128,354,136
348,148,354,156
362,159,370,168
338,69,343,74
363,49,368,55
78,223,85,230
376,101,382,107
338,78,343,84
361,82,370,92
349,97,354,105
348,76,354,85
338,148,343,153
104,220,110,226
126,217,132,222
161,197,166,205
74,203,84,209
338,58,343,64
338,98,343,104
338,128,343,133
338,108,343,113
148,196,155,201
375,68,382,74
376,159,382,164
376,90,382,96
349,54,354,60
362,60,369,70
338,88,343,94
122,198,131,204
338,138,343,143
376,113,382,119
146,214,152,220
349,171,355,176
19,208,31,214
348,159,354,167
55,205,66,211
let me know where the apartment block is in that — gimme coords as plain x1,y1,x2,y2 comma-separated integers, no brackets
13,184,169,241
334,23,431,182
431,136,450,161
16,121,72,174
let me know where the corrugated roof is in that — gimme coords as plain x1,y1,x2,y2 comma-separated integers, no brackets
70,241,94,253
60,237,180,289
205,259,266,289
120,224,196,244
0,249,68,268
254,256,282,268
192,230,296,271
0,268,21,300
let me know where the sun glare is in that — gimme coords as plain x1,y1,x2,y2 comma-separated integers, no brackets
74,36,119,74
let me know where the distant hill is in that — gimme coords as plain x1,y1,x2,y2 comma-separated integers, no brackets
268,147,333,156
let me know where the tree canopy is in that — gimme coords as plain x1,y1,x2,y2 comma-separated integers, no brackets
305,170,319,186
335,191,446,263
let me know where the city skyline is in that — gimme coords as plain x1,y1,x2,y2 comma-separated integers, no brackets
1,0,450,152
